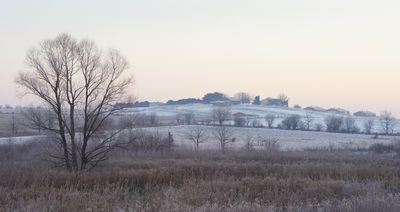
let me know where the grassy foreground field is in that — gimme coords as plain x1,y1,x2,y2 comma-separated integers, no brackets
1,141,400,212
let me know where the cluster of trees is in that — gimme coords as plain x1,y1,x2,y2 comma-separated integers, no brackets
275,112,396,135
0,105,14,109
163,92,289,106
120,130,175,153
322,110,396,135
183,125,235,152
119,113,160,127
170,105,397,136
166,98,202,105
114,101,150,108
185,125,280,152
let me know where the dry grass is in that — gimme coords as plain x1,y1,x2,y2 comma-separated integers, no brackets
1,140,400,211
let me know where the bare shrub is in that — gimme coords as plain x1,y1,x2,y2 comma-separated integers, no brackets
1,142,400,211
325,115,344,133
251,119,263,128
380,110,396,135
183,112,195,125
176,113,184,125
257,136,280,151
282,114,302,130
315,123,325,131
265,114,276,128
211,106,231,126
304,113,314,130
369,143,393,154
344,116,360,133
363,119,375,134
391,138,400,156
243,135,255,152
148,113,159,126
121,130,174,153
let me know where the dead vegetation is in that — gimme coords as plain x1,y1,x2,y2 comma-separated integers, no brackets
1,138,400,211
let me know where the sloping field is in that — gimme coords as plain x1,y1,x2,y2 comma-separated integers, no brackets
123,103,399,133
142,125,395,151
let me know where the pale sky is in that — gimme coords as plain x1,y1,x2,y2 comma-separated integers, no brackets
1,0,400,115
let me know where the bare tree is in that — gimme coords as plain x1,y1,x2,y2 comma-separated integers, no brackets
234,92,253,104
265,114,276,128
257,136,280,151
243,135,255,151
118,114,137,129
15,34,133,172
211,126,235,152
304,113,314,130
380,110,396,135
363,118,375,134
176,113,185,125
11,112,17,137
211,106,231,126
22,107,56,133
183,112,195,125
251,119,263,128
121,113,147,127
278,93,289,106
344,116,357,133
126,95,136,104
315,123,325,131
148,113,158,126
185,126,208,151
324,115,344,133
282,114,302,130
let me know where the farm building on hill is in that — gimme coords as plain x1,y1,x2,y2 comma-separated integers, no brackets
304,106,326,112
326,108,350,115
261,98,288,107
353,111,376,117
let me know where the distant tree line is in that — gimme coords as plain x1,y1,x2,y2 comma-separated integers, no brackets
153,104,398,136
118,92,291,108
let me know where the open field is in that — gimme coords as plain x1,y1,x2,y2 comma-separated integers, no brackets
1,124,396,151
1,104,400,211
1,140,400,211
123,104,400,133
141,125,397,151
2,103,397,139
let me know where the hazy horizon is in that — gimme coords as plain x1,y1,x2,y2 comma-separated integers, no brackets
1,0,400,115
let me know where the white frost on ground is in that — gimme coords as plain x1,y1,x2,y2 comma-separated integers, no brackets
121,104,400,133
141,125,396,151
1,104,398,150
0,135,45,145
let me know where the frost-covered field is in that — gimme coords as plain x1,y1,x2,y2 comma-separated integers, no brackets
127,104,398,150
142,125,396,151
2,125,394,151
1,104,398,150
0,135,46,145
122,103,400,133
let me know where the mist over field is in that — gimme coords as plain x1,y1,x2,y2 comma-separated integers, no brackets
1,1,400,211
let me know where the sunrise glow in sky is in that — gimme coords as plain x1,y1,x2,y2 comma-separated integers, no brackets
1,0,400,114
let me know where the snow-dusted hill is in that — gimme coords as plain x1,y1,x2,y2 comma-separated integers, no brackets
1,104,398,150
141,125,395,151
122,104,398,133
